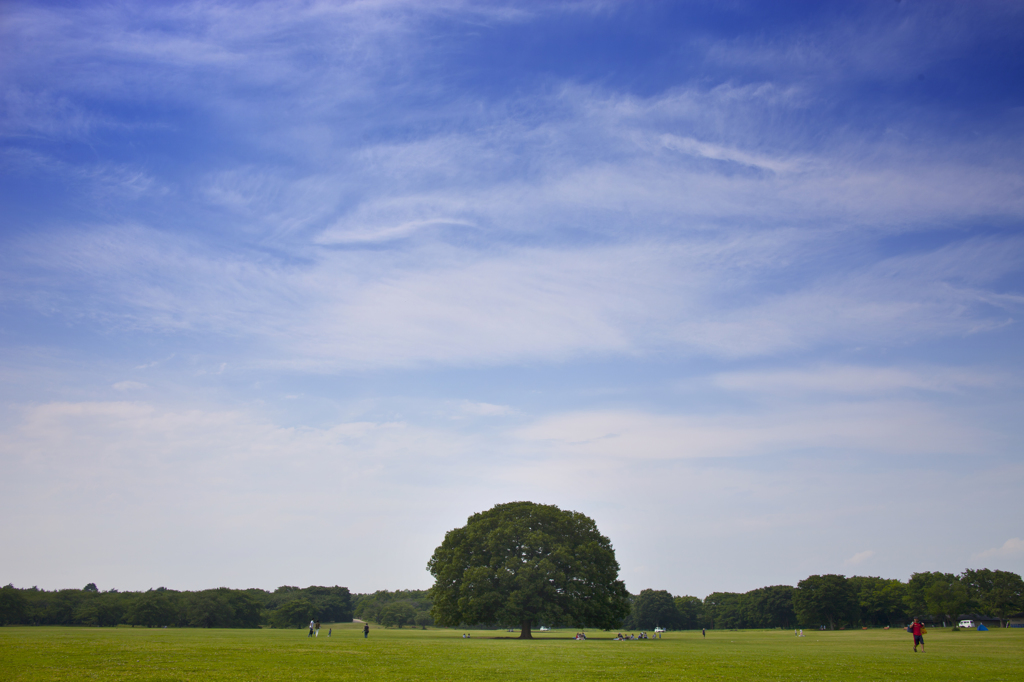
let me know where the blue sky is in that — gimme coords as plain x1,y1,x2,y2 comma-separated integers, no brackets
2,0,1023,597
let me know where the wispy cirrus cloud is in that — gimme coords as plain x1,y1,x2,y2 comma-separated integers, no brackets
660,133,799,173
700,0,1024,100
9,221,1022,370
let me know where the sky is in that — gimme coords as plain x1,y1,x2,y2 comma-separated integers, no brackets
1,0,1023,598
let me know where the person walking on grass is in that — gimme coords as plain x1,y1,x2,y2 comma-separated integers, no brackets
309,620,315,637
315,620,321,637
702,628,705,638
364,623,370,639
910,618,925,652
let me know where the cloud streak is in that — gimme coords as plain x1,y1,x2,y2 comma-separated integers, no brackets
844,550,875,567
10,225,1021,369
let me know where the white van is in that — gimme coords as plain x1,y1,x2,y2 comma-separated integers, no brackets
654,627,666,633
958,620,975,629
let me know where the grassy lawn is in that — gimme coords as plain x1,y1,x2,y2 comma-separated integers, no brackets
1,623,1020,681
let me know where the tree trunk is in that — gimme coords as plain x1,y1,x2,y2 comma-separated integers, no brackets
519,619,533,639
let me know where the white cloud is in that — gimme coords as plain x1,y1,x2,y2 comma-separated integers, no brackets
320,217,476,245
660,134,798,173
112,381,147,391
461,401,513,417
974,538,1024,560
844,550,875,566
0,399,486,590
713,365,1006,396
5,1,1024,373
14,225,1023,370
134,354,174,370
1,395,1021,594
513,401,1002,461
703,1,1020,85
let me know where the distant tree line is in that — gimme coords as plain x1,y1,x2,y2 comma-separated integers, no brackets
623,569,1023,631
352,590,434,628
0,583,354,628
3,568,1020,630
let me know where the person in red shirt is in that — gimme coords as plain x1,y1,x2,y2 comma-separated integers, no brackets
910,618,925,652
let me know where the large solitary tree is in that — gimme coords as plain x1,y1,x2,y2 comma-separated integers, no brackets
427,501,630,638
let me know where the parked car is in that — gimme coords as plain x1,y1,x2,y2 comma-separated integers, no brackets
958,620,975,629
538,626,550,631
654,627,666,633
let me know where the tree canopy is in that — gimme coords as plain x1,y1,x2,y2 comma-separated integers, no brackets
0,583,352,628
962,568,1024,627
353,589,432,628
905,571,970,626
794,574,858,630
3,566,1019,630
673,595,704,629
626,589,683,630
427,501,630,638
742,585,797,629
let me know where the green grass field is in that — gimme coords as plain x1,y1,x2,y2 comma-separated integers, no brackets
1,623,1020,681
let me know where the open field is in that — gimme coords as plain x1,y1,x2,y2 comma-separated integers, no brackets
1,623,1021,682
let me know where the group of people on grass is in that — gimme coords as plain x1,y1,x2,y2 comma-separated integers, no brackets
306,620,332,638
301,618,927,653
